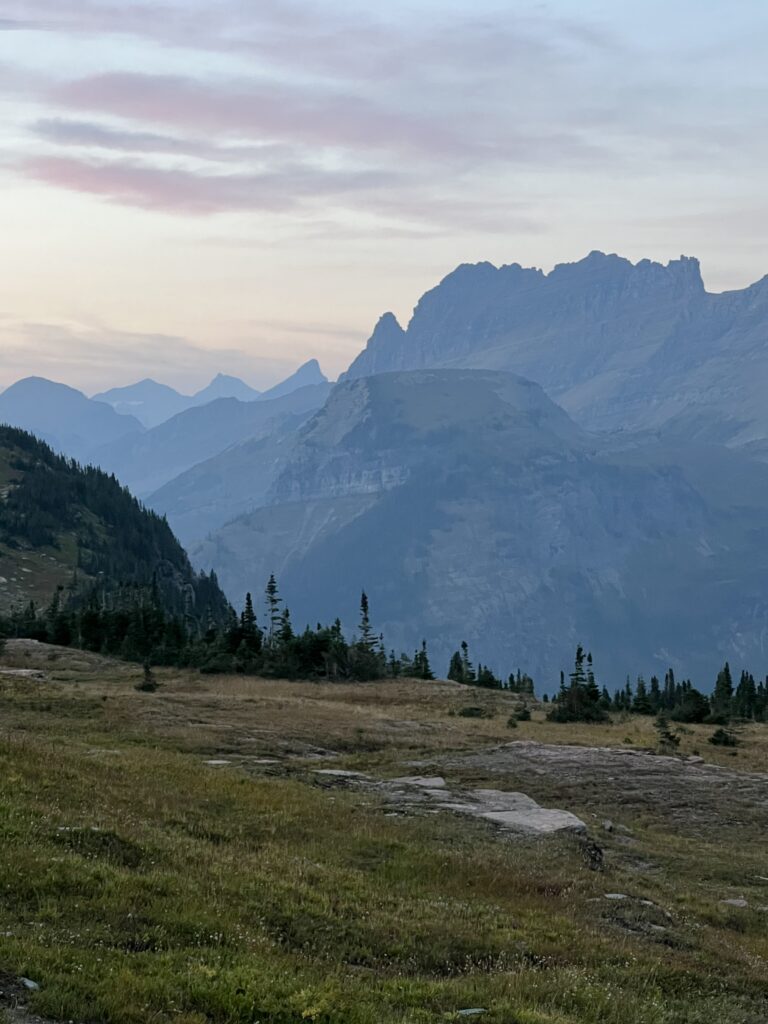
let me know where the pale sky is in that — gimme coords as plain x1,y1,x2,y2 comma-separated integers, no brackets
1,0,767,393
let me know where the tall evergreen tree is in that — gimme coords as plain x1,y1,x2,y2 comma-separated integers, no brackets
265,574,282,643
711,662,734,721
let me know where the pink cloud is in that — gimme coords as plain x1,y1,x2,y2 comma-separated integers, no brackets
21,154,398,215
52,72,461,160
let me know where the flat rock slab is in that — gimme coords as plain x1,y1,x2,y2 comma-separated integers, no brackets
381,777,585,837
436,741,768,836
297,763,585,840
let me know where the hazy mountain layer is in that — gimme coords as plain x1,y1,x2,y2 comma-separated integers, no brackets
344,252,768,452
148,412,312,545
93,361,326,429
96,382,333,496
93,378,194,429
192,370,768,688
0,377,143,463
257,359,328,401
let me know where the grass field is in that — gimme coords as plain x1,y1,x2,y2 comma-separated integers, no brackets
1,643,767,1023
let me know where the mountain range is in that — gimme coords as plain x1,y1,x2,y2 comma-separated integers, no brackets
0,360,329,475
93,360,326,429
345,252,768,457
4,251,768,689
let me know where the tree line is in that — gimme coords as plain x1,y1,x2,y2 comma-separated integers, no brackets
546,646,768,724
0,580,438,682
446,640,535,694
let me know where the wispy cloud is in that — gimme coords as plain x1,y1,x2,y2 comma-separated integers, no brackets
21,153,400,215
50,72,467,160
31,118,293,163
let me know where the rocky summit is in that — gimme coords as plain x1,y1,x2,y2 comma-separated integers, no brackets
344,252,768,456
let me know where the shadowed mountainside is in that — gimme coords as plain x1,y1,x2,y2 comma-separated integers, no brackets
192,369,768,687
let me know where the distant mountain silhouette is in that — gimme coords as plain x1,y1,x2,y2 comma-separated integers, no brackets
0,377,143,462
92,363,328,429
93,378,191,428
258,359,328,401
344,252,768,456
190,373,261,407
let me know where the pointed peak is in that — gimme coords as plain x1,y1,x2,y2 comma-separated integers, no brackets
373,311,405,334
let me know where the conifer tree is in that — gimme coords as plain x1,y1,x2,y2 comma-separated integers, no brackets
711,662,734,722
265,574,282,643
460,640,476,684
632,677,653,715
358,592,376,651
448,650,465,683
412,640,434,680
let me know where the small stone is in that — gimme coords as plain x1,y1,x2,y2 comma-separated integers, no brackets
602,819,614,832
204,759,231,767
721,898,748,908
457,1011,487,1018
21,978,40,991
604,893,629,901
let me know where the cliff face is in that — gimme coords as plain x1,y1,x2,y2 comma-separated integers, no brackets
192,370,768,687
343,253,768,452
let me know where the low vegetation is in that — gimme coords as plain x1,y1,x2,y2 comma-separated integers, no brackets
0,645,767,1023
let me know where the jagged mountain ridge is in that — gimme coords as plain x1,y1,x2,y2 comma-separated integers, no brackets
192,369,768,687
344,252,768,453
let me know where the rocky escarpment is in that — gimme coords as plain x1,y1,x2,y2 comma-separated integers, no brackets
343,251,768,453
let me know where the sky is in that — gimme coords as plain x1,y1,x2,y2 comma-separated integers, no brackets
1,0,767,394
